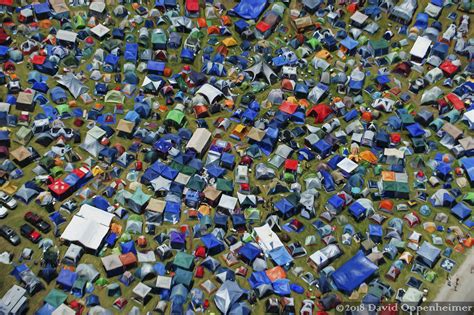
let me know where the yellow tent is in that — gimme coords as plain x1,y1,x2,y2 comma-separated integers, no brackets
92,165,104,177
222,37,238,47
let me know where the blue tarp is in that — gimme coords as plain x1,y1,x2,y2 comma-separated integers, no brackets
231,0,267,20
331,250,378,293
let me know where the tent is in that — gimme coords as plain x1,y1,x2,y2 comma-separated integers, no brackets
331,251,378,293
214,281,245,314
231,0,267,20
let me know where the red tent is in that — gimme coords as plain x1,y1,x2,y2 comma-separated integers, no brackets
306,103,333,123
256,21,271,33
445,93,465,111
48,179,71,200
279,101,298,115
186,0,199,13
284,159,298,171
439,60,459,77
31,55,46,65
195,246,206,258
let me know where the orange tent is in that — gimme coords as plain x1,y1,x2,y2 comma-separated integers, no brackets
266,266,286,282
359,151,377,164
379,200,394,212
381,171,395,181
463,237,473,248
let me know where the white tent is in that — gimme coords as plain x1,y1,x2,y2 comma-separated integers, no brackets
52,304,75,315
186,128,211,156
410,36,431,64
196,84,223,105
254,224,284,253
61,204,114,252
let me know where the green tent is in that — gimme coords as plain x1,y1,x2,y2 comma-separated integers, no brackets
187,175,206,192
216,178,233,193
105,90,125,104
95,278,109,286
56,104,72,116
244,208,260,221
165,109,186,128
173,252,194,270
50,166,64,177
463,192,474,205
173,268,193,287
73,15,85,29
15,126,33,145
44,289,68,308
424,270,437,282
306,38,320,50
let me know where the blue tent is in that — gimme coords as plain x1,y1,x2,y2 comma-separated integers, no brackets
368,224,383,242
57,269,78,291
201,233,225,255
331,251,378,293
214,213,228,229
35,303,56,315
248,271,271,289
461,158,474,185
272,279,291,296
147,60,166,75
431,42,449,59
321,170,335,192
164,202,181,223
451,203,472,220
340,37,359,54
50,87,68,104
327,195,344,213
268,246,293,266
181,48,195,63
120,240,137,255
85,294,100,307
414,13,429,30
406,123,425,138
238,243,262,264
207,164,226,178
10,264,28,281
349,202,366,221
125,43,138,62
275,198,296,219
313,139,332,158
231,0,267,20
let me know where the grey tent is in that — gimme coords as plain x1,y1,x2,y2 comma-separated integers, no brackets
214,281,245,314
76,264,100,282
245,61,278,84
255,163,276,180
196,84,224,105
416,242,441,268
62,243,83,266
57,73,89,99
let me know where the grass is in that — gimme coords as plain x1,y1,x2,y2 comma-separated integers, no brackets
0,0,473,314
